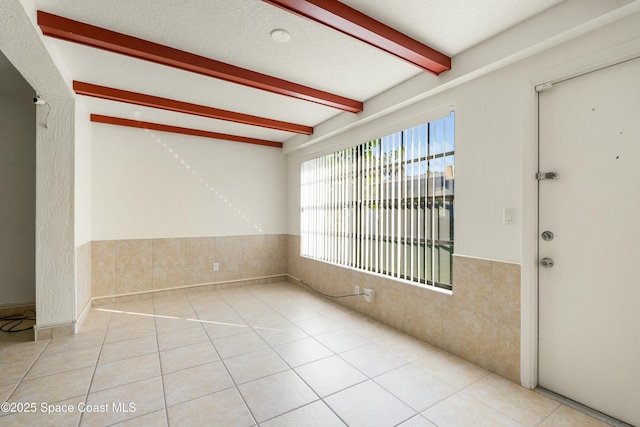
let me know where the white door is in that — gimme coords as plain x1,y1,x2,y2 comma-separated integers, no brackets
538,57,640,426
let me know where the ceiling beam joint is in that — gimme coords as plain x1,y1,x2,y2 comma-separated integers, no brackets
74,81,313,135
263,0,451,75
37,11,363,113
90,114,283,148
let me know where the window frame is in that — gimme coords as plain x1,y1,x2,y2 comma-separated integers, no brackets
301,111,455,291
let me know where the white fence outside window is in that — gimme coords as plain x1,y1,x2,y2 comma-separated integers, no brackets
301,112,455,290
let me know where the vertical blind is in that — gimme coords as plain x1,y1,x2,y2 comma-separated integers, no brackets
301,112,454,290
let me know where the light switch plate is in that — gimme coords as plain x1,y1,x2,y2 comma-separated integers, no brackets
503,207,515,225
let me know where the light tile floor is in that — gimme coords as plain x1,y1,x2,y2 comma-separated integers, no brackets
0,281,616,426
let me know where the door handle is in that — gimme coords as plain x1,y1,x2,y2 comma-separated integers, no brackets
540,257,554,268
541,231,554,241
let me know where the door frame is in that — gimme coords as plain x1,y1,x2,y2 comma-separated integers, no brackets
520,42,640,389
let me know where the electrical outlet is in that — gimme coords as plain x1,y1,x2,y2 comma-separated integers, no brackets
354,285,360,295
213,262,219,271
364,288,375,303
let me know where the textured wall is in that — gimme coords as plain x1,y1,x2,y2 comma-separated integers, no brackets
74,97,92,320
74,97,92,246
35,96,76,326
1,0,77,329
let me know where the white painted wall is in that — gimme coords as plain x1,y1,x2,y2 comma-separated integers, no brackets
35,96,76,327
91,124,288,240
287,73,523,262
286,11,640,388
74,97,92,318
287,11,640,265
0,95,36,305
74,97,92,247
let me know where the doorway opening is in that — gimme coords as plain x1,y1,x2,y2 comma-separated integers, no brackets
0,49,37,343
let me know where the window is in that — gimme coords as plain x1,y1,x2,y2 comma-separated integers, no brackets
301,111,454,291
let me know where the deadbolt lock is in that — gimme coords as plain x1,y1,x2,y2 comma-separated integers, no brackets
541,231,554,241
540,257,555,268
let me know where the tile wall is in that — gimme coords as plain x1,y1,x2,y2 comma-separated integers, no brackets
91,235,287,298
287,235,521,383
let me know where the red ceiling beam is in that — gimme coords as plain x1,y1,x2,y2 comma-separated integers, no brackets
263,0,451,75
91,114,283,148
37,11,363,113
74,81,313,135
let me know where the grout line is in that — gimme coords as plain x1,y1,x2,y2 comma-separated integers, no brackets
152,297,171,426
535,387,633,427
77,310,109,427
256,281,489,424
245,282,379,426
460,386,535,427
5,336,56,399
89,274,288,304
537,405,562,427
106,409,165,426
223,283,341,424
185,288,258,426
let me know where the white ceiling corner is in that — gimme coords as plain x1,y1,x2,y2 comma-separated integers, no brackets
29,0,574,145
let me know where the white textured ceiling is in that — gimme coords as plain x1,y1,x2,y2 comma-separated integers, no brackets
342,0,567,55
32,0,566,144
